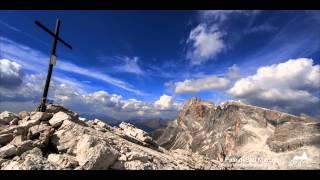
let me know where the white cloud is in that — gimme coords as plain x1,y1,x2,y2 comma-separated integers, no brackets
187,24,225,65
175,75,230,94
58,92,180,120
0,73,44,102
201,10,261,23
186,10,262,66
1,78,180,121
122,98,146,112
226,64,241,80
113,56,144,75
0,59,24,88
0,59,179,120
255,88,318,103
229,58,320,97
245,23,278,34
228,58,320,116
154,94,173,110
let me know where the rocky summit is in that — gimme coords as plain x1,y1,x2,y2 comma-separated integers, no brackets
0,104,224,170
0,99,319,170
156,98,320,169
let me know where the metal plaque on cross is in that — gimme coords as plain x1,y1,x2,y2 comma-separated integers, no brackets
50,54,57,65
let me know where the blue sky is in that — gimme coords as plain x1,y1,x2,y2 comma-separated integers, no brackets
0,10,320,120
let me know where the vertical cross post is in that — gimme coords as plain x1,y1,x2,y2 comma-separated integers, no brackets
35,18,72,112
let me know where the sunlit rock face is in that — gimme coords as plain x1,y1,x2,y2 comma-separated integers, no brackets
156,98,320,169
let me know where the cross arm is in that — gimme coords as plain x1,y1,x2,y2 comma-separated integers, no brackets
35,20,72,50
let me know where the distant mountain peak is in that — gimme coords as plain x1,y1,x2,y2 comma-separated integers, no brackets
155,98,320,169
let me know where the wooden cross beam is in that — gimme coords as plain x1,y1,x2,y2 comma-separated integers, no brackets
35,18,72,112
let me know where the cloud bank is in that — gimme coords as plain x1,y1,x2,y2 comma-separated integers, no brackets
0,59,24,89
0,59,180,120
228,58,320,116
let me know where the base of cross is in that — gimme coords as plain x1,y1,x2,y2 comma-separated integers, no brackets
37,98,47,112
37,103,47,112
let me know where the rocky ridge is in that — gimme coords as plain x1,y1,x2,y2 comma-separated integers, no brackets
0,104,225,170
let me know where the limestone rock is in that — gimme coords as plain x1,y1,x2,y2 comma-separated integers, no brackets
126,151,149,163
0,144,17,158
93,119,109,129
0,111,19,125
75,134,119,170
50,120,86,153
117,122,160,150
33,129,54,148
20,146,43,158
0,158,7,166
85,120,95,127
30,112,53,122
46,104,70,114
19,111,30,120
19,119,41,129
1,147,60,170
1,160,22,170
49,111,73,128
15,140,34,155
267,122,320,152
0,134,13,145
9,118,19,126
110,161,125,170
46,104,79,119
47,154,79,169
122,160,156,170
119,122,153,143
18,116,30,125
28,124,50,139
10,135,27,145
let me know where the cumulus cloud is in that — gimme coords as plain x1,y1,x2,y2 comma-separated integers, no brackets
57,91,180,121
229,58,320,96
0,59,24,88
0,59,179,120
154,94,174,110
113,56,144,75
186,10,262,66
226,64,241,80
0,60,180,120
175,75,230,94
228,58,320,117
1,76,180,120
0,72,76,103
186,24,225,65
49,81,180,120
